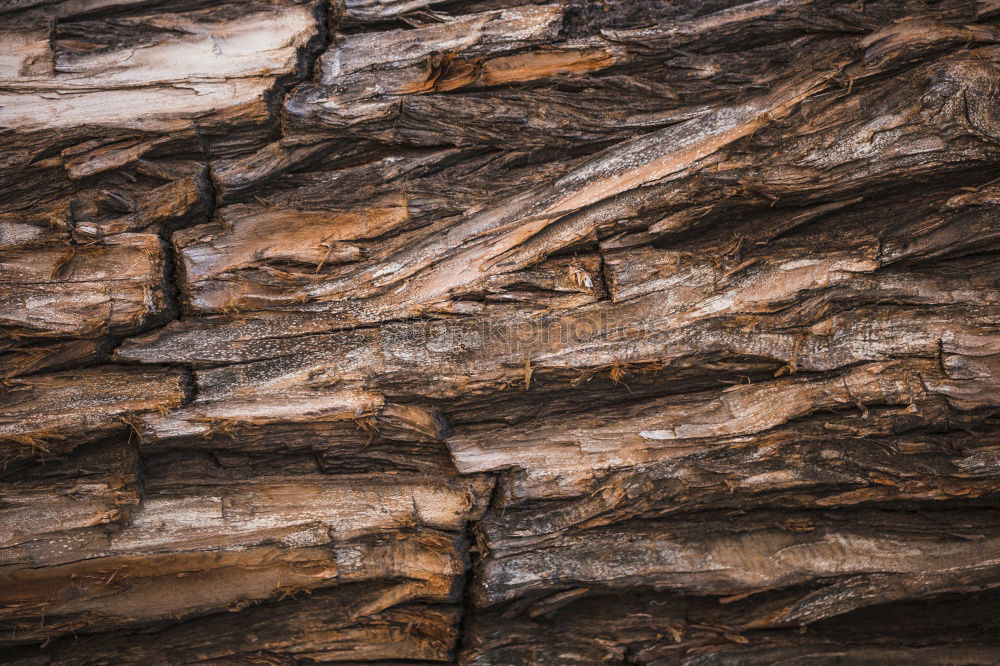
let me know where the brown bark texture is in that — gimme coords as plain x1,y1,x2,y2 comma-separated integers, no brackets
2,0,1000,663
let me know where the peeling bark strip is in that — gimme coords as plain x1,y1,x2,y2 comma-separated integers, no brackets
2,0,1000,663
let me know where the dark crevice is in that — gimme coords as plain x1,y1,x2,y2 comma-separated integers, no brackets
177,364,198,407
264,0,333,120
108,0,333,360
454,470,502,662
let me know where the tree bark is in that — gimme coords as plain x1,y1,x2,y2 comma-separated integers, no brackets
2,0,1000,663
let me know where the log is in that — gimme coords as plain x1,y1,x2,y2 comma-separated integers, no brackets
2,0,1000,663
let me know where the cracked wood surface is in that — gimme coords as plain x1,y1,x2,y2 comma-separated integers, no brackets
2,0,1000,664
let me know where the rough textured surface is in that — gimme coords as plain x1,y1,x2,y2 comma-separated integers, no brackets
2,0,1000,663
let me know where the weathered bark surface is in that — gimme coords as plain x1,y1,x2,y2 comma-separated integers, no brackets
2,0,1000,663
